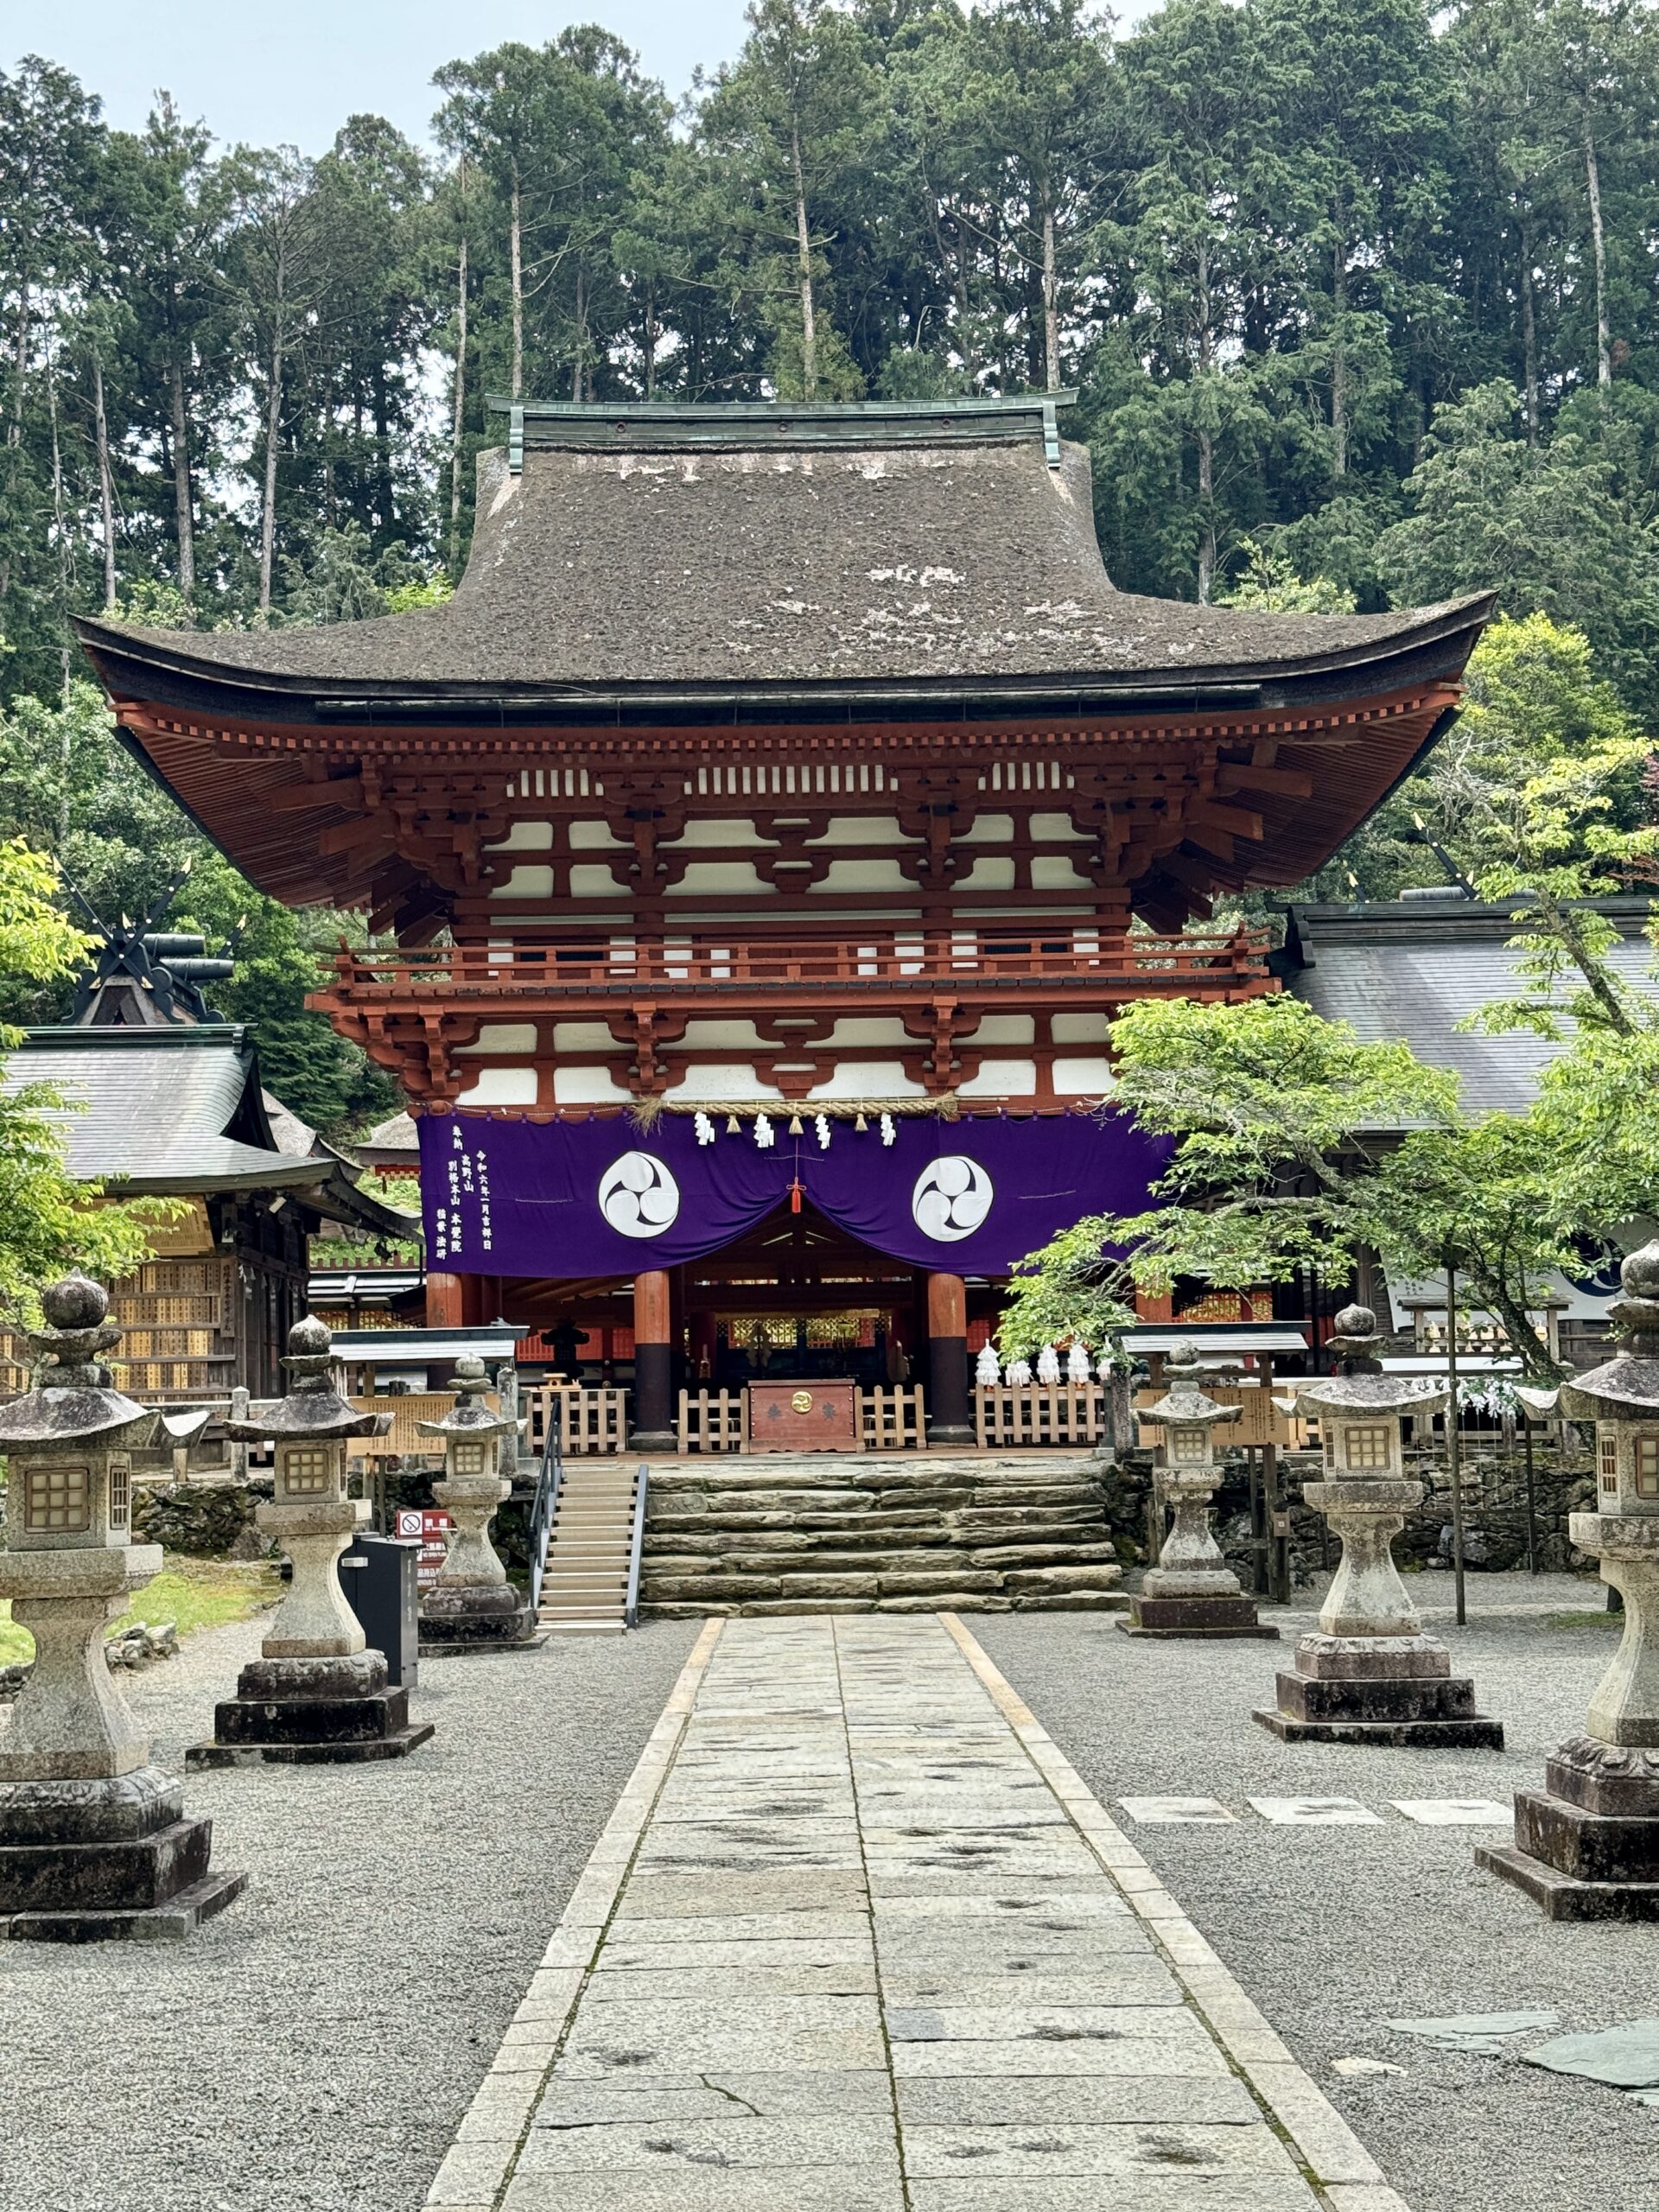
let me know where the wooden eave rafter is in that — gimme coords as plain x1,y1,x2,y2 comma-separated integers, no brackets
112,683,1458,931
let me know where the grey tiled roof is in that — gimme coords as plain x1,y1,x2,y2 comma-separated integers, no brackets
3,1028,326,1191
1285,897,1659,1116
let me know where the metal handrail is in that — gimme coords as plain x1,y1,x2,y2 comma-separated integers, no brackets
624,1460,650,1630
527,1399,564,1616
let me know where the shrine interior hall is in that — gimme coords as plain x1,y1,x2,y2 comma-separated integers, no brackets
77,393,1491,1451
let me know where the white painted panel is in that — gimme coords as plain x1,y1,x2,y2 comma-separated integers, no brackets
678,1019,765,1050
455,1023,538,1055
957,855,1017,891
491,865,556,899
957,1058,1038,1097
964,1014,1035,1046
1053,1057,1116,1095
569,862,626,898
667,861,768,895
484,820,553,852
552,1065,632,1105
1031,853,1092,889
960,813,1014,844
454,1066,538,1105
807,1062,928,1099
806,817,919,846
808,858,912,893
552,1021,621,1052
1030,811,1089,842
1052,1012,1111,1044
666,818,772,849
664,1064,784,1101
569,819,626,850
827,1017,910,1046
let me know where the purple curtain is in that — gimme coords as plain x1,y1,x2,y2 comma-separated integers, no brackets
420,1109,1167,1279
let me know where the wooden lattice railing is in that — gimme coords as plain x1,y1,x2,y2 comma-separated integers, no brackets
321,927,1272,1003
522,1384,629,1456
975,1384,1109,1449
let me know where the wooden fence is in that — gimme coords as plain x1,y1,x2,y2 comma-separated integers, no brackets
677,1389,746,1455
974,1384,1108,1449
523,1384,630,1456
860,1384,926,1451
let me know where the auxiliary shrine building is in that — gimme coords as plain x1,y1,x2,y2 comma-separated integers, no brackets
79,397,1490,1450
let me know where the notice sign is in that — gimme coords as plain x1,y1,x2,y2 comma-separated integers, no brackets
397,1507,453,1589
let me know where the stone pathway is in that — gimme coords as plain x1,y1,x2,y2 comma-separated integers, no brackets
427,1615,1407,2212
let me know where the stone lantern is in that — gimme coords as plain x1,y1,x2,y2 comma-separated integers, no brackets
416,1355,537,1651
1255,1303,1503,1746
1479,1242,1659,1916
188,1315,432,1765
1122,1343,1275,1639
0,1274,245,1938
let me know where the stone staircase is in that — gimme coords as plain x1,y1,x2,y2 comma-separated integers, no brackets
537,1460,641,1637
639,1452,1128,1617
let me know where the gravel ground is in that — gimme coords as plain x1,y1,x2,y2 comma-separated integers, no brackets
0,1616,698,2212
977,1570,1659,2212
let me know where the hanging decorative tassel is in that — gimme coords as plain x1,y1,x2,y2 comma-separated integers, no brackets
789,1176,804,1214
854,1112,868,1133
787,1114,804,1137
726,1116,741,1135
880,1113,896,1147
816,1114,832,1149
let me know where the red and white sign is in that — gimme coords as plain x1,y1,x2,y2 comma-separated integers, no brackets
397,1507,453,1588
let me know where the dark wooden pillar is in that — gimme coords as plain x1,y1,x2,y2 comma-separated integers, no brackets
425,1272,464,1328
925,1270,974,1445
631,1269,677,1450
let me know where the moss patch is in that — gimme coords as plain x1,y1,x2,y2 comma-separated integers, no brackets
0,1557,280,1667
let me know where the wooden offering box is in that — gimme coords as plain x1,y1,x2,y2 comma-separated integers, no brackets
747,1380,859,1453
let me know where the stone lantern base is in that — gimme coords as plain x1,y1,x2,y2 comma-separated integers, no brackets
1,1767,246,1942
1121,1591,1279,1639
1477,1738,1659,1920
186,1652,433,1768
1254,1632,1504,1747
418,1584,543,1654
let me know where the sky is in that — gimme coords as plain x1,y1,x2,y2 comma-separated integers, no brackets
7,1,755,149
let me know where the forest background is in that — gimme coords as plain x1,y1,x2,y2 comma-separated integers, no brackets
3,0,1659,1136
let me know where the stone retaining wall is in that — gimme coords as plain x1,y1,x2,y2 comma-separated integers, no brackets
640,1453,1131,1617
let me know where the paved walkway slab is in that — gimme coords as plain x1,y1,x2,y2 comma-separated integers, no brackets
424,1614,1408,2212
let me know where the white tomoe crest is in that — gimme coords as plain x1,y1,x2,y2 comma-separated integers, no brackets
597,1151,681,1238
911,1155,995,1242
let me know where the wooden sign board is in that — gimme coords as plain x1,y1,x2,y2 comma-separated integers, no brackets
747,1379,860,1453
1135,1382,1303,1451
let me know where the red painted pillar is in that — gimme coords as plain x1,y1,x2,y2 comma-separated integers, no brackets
925,1270,974,1445
425,1272,464,1328
631,1269,677,1449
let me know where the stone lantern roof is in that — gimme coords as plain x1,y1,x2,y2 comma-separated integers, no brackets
1144,1341,1241,1439
416,1355,524,1446
0,1274,156,1450
224,1315,390,1442
1291,1303,1449,1422
1560,1243,1659,1421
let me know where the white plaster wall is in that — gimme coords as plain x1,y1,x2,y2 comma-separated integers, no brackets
964,1014,1035,1045
1031,853,1092,889
664,1065,785,1101
806,818,920,846
957,855,1017,891
1053,1057,1116,1094
1030,811,1089,842
665,819,772,849
492,865,556,899
677,1020,765,1050
569,819,627,849
957,1058,1038,1096
808,858,912,893
960,813,1014,844
484,821,553,852
667,861,769,895
1052,1012,1111,1043
553,1066,632,1104
807,1062,927,1099
569,863,626,898
552,1021,621,1052
455,1066,538,1105
455,1023,538,1055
